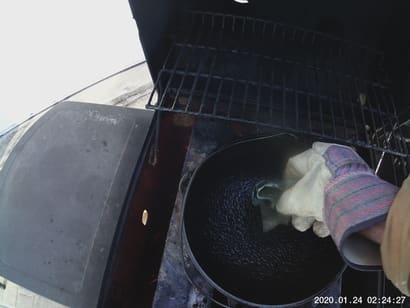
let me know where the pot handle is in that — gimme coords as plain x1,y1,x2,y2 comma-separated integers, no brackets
178,172,192,196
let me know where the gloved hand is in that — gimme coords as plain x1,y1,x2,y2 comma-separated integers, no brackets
275,142,335,237
275,142,398,259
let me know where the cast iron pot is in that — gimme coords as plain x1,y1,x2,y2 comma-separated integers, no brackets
182,134,346,307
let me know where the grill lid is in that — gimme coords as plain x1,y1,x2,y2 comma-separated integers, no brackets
0,102,153,307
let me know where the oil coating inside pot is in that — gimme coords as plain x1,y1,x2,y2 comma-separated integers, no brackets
184,136,344,305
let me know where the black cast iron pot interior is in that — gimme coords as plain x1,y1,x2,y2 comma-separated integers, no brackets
183,135,345,305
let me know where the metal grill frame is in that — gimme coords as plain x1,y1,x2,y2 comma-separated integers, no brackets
145,10,410,304
147,11,409,161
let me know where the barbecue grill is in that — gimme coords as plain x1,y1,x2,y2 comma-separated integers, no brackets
124,1,410,306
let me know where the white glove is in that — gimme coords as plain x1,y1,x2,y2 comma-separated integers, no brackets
273,142,399,271
275,142,333,237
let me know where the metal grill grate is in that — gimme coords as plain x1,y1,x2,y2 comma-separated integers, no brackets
147,11,409,158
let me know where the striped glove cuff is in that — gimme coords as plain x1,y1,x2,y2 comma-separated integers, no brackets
324,172,398,248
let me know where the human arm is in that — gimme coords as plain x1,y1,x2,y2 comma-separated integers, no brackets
273,142,409,295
